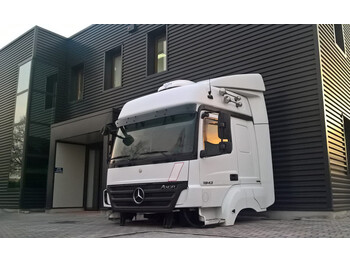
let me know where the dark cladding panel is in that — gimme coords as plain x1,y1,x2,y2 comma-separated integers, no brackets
19,28,67,209
35,28,66,66
0,29,35,208
58,24,328,210
318,24,350,211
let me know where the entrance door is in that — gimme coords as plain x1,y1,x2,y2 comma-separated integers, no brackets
53,142,86,208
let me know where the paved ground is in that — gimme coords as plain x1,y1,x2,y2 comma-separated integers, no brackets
1,209,350,238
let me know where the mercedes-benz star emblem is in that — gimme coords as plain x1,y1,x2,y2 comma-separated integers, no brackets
133,187,145,205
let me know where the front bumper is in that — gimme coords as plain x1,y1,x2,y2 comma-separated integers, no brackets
107,181,188,213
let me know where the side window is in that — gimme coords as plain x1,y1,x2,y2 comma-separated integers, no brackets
203,113,220,149
69,63,84,102
201,112,231,157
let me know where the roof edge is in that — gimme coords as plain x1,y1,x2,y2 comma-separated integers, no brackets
68,24,95,39
0,26,36,52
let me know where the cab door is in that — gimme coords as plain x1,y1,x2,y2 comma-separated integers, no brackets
230,117,260,184
198,111,239,190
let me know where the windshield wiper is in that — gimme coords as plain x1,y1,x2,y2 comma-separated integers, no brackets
141,150,169,156
112,155,130,160
140,150,175,162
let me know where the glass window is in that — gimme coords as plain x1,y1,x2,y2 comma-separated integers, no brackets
111,113,196,164
45,74,57,109
8,120,26,188
69,64,84,102
201,112,231,157
147,26,167,75
155,34,167,73
203,113,221,149
14,92,29,124
112,53,122,88
8,60,32,188
105,48,122,90
17,61,32,93
334,24,345,53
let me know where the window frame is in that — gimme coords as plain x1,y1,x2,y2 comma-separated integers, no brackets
104,46,123,91
147,25,168,76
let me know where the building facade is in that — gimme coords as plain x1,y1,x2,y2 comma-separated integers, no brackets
0,24,349,213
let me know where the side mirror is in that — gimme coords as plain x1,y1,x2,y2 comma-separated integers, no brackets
200,150,207,158
218,112,231,139
123,134,134,146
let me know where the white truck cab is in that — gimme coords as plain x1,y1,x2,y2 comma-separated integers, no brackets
103,74,274,227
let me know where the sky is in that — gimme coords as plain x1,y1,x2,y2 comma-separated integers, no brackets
0,0,347,50
0,24,91,49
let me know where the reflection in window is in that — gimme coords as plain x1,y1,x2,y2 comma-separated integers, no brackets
147,26,167,75
8,117,26,188
112,53,122,88
16,61,32,93
69,64,84,102
155,34,167,73
8,60,32,188
112,113,196,161
202,113,223,157
203,113,221,147
14,92,28,123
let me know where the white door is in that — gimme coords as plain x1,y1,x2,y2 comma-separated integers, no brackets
53,142,86,208
231,117,260,184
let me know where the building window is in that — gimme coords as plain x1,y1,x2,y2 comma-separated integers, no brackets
334,24,345,53
45,74,57,109
105,47,122,90
344,117,350,175
147,26,167,75
69,63,84,102
8,60,32,189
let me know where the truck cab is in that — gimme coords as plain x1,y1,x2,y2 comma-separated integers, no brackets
103,74,274,227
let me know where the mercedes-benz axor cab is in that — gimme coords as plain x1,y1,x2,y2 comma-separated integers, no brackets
103,74,274,227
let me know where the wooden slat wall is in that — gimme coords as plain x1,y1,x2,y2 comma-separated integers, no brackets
318,24,350,211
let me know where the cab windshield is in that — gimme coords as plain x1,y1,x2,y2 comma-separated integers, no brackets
111,112,197,164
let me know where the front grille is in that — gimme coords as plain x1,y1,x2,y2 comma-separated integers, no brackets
107,181,188,213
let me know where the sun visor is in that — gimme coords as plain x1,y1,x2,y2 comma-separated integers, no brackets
116,103,197,127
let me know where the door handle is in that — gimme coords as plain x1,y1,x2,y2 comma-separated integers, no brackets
230,174,238,181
